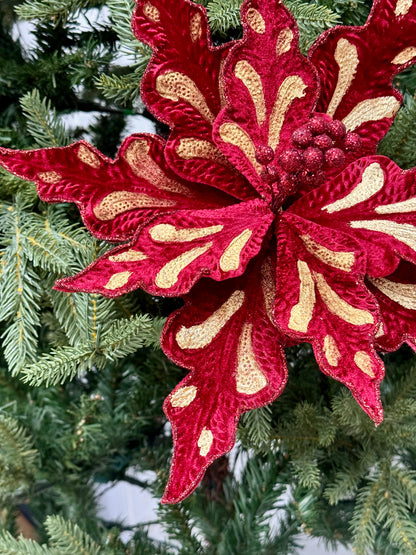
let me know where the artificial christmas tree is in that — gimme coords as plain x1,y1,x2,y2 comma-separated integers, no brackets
2,0,416,553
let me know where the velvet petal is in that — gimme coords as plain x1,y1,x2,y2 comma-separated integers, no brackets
309,0,416,158
213,0,318,201
290,156,416,277
55,199,274,297
0,135,232,242
160,259,288,503
133,0,255,200
367,261,416,352
275,213,383,423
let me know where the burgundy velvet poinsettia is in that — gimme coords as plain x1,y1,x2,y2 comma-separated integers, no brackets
2,0,416,503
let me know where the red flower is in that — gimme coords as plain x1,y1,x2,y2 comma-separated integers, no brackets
2,0,416,503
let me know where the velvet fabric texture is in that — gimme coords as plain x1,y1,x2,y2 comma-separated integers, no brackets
2,0,416,503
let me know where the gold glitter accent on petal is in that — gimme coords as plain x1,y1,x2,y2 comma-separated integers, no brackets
37,171,61,183
103,271,132,290
375,197,416,214
108,250,147,262
261,258,275,323
236,323,267,394
235,61,266,125
176,138,227,164
220,229,252,272
143,2,160,22
176,290,245,349
375,321,385,338
245,8,265,33
323,163,384,213
276,28,293,56
149,223,223,242
171,386,197,407
198,428,213,456
155,242,212,289
77,144,101,168
124,139,191,196
326,39,359,118
354,351,375,377
300,235,355,271
94,191,176,221
314,272,374,325
369,277,416,310
269,75,307,150
288,260,316,333
190,12,202,42
323,335,341,366
156,71,215,123
350,220,416,252
219,122,262,173
342,97,400,131
395,0,413,16
392,47,416,65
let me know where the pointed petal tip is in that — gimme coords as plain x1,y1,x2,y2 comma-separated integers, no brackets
367,400,383,427
373,409,384,427
161,481,194,505
160,493,178,505
53,278,76,293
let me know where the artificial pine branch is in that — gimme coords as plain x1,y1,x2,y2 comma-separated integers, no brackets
0,196,42,374
107,0,140,55
19,314,164,386
378,92,416,169
0,533,54,555
20,90,69,148
284,0,340,51
96,64,150,106
45,515,103,555
0,415,39,498
15,0,101,23
206,0,243,35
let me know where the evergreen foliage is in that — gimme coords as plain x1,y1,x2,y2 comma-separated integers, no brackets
1,0,416,553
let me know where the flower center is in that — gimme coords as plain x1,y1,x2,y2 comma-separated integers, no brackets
256,113,362,213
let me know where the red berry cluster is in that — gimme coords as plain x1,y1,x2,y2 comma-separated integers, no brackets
254,114,362,211
278,114,361,188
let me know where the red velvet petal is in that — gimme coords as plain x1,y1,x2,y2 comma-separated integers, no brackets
54,199,274,297
367,261,416,352
275,213,383,423
160,258,288,503
309,0,416,157
0,135,232,242
213,0,318,201
290,156,416,277
133,0,255,200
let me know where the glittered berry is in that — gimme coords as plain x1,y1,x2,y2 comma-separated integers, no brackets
299,170,318,187
279,149,304,173
325,147,346,168
280,174,296,195
260,165,280,184
313,134,333,150
308,115,329,135
327,119,346,140
291,127,313,148
255,145,275,165
344,132,362,152
303,147,324,171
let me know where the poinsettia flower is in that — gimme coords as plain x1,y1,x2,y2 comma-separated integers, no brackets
2,0,416,503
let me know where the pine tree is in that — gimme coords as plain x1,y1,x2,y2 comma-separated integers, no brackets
1,0,416,553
